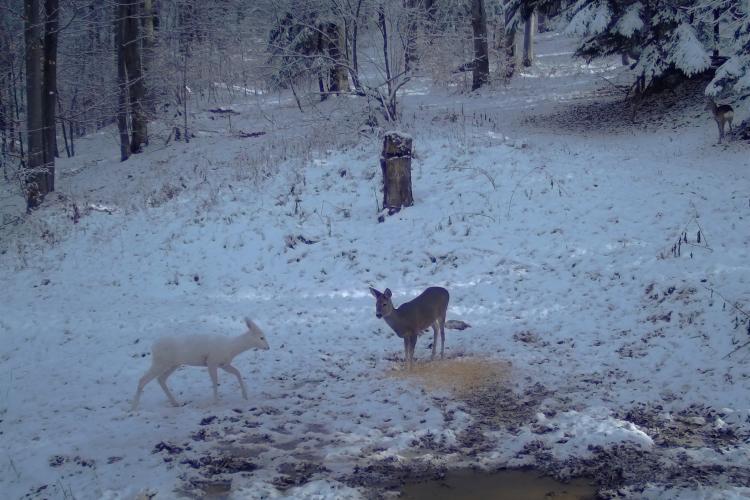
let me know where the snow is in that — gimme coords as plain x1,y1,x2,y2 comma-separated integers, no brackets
1,32,750,499
565,1,612,37
614,3,644,38
669,24,711,77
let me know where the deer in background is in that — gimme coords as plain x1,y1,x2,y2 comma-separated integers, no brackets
369,286,449,369
705,98,734,144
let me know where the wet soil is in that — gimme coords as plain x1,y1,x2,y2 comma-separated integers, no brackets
400,468,596,500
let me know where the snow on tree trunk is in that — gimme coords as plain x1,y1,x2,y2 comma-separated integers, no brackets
380,131,413,214
523,10,536,67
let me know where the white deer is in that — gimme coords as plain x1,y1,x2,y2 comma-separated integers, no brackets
131,317,270,410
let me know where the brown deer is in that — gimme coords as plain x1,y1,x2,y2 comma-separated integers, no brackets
705,98,734,144
369,286,449,369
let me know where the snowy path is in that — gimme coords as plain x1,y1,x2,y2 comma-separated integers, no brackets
2,33,750,499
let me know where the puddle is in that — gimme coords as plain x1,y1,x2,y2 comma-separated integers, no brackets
386,357,511,395
400,469,597,500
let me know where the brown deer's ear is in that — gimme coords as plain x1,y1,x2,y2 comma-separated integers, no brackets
384,288,392,298
369,287,380,298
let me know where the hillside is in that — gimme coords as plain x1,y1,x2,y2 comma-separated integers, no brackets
2,33,750,499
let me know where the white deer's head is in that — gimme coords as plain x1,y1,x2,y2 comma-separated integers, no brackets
242,317,270,350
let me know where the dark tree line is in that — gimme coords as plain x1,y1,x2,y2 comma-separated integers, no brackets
5,0,746,210
23,0,58,209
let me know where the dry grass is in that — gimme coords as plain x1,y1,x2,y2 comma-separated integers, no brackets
387,357,511,395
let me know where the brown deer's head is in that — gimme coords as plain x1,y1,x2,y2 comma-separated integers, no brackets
369,287,394,318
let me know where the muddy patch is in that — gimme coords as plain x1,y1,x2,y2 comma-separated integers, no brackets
400,468,596,500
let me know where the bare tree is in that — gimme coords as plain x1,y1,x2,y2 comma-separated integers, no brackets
404,0,419,71
341,0,365,91
122,0,148,153
24,0,53,209
504,5,519,78
115,0,130,161
471,0,490,90
43,0,58,162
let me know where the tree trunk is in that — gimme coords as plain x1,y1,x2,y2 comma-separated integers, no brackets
504,7,518,78
424,0,436,23
523,10,536,67
43,0,59,163
471,0,490,90
712,8,720,58
326,22,349,94
115,0,129,161
25,0,49,209
11,60,24,156
141,0,156,114
350,7,361,90
404,0,419,72
377,4,396,121
57,94,70,158
0,89,6,156
122,0,147,153
317,28,327,101
380,132,413,214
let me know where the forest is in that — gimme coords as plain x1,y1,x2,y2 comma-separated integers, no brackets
1,0,749,499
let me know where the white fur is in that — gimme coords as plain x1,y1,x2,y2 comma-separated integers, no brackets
131,317,270,410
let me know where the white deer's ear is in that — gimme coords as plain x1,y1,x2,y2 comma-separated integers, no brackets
384,288,392,298
244,317,254,329
369,287,380,298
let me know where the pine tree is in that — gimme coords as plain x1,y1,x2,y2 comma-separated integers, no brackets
707,3,750,98
568,1,711,90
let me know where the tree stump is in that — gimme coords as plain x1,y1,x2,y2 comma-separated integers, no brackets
380,131,413,215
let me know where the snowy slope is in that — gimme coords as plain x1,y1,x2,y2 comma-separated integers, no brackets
1,33,749,499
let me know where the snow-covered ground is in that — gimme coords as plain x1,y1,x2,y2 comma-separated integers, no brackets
2,33,750,499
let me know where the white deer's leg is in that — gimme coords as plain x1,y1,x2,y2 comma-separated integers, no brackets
132,364,163,410
718,121,724,143
222,364,247,400
208,364,220,402
157,366,179,406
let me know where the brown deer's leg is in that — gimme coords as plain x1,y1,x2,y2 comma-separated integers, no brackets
440,316,446,358
403,337,410,368
409,336,418,369
431,322,439,360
